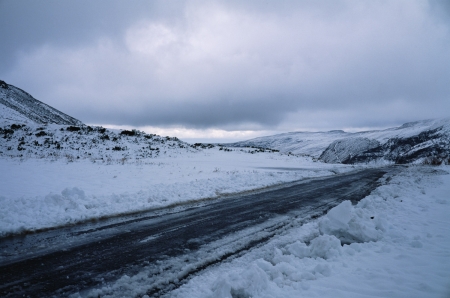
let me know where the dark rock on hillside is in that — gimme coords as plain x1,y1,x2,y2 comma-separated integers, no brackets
0,80,8,89
0,80,83,125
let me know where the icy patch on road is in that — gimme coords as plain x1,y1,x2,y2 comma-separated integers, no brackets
171,166,450,298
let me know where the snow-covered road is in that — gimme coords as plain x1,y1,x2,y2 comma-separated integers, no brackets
0,167,390,297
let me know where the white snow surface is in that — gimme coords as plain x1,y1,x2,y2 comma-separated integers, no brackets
0,148,352,236
0,104,31,124
163,166,450,298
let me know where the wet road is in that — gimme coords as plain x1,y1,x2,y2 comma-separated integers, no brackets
0,167,394,297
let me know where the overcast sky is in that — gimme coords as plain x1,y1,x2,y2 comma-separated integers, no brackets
1,0,449,141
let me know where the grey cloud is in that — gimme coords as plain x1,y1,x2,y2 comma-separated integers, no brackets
0,0,185,70
1,0,450,131
74,93,293,129
429,0,450,24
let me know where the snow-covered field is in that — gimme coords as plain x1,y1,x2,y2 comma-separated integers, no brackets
0,149,353,236
164,165,450,298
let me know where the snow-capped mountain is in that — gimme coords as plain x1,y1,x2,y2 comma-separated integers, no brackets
0,80,82,126
229,119,450,165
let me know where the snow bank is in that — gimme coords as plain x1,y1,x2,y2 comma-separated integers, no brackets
170,166,450,298
0,150,352,235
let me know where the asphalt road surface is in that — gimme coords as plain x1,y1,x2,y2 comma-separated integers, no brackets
0,167,396,297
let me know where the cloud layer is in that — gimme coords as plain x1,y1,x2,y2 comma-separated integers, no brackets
1,0,449,133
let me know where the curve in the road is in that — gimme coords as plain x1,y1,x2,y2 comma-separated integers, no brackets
0,167,393,297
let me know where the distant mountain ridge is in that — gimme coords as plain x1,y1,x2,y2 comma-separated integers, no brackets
228,119,450,165
0,80,83,125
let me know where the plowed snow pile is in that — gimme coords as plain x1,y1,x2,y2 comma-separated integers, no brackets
170,166,450,298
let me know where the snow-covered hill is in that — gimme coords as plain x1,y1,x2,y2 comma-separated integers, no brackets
0,80,203,162
328,120,450,165
0,80,82,126
0,122,198,162
229,119,450,165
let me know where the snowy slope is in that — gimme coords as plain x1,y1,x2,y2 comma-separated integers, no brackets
325,119,450,165
228,130,350,158
230,119,450,165
0,80,83,125
318,137,380,164
0,122,196,162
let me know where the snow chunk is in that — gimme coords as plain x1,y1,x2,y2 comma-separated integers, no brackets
210,263,269,298
319,200,382,244
287,235,342,260
309,235,342,259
